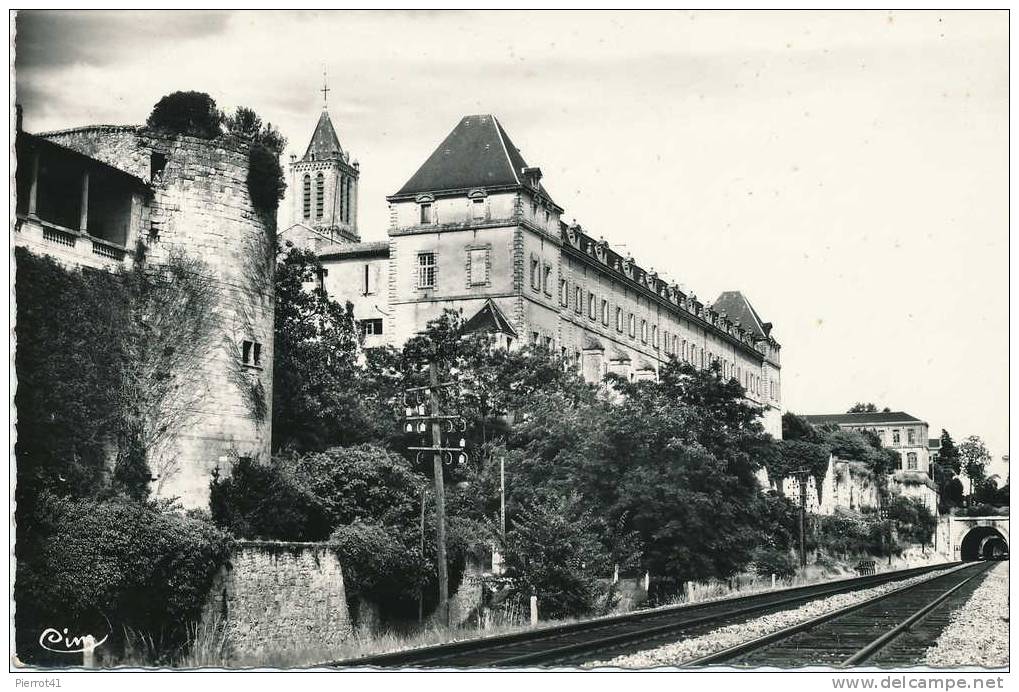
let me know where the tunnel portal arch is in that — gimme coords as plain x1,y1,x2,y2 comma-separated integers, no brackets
959,525,1009,561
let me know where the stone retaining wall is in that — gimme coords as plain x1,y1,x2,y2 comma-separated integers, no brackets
200,541,352,662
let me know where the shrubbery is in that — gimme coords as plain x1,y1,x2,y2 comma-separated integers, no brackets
208,456,329,541
146,91,223,139
15,494,230,664
749,546,797,579
501,495,611,619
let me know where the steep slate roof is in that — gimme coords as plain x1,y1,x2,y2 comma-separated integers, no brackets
463,299,518,337
302,110,343,161
801,412,924,426
393,114,555,203
712,291,771,339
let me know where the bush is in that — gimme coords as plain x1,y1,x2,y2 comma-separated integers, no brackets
247,142,285,213
293,445,423,529
750,546,797,579
146,91,223,139
208,456,329,540
501,495,611,620
15,494,231,665
330,521,427,613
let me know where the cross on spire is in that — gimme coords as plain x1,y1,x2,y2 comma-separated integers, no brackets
321,68,330,109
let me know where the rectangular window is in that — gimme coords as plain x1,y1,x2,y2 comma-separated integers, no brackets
469,248,488,286
241,340,262,367
359,318,384,337
559,279,568,306
652,325,659,349
530,258,540,291
417,252,436,289
472,198,485,220
907,452,918,470
575,286,583,314
907,428,916,445
892,429,901,446
615,307,623,332
363,264,377,294
531,331,539,345
543,265,552,295
420,203,432,224
588,292,596,320
628,313,635,338
601,299,609,326
641,320,648,344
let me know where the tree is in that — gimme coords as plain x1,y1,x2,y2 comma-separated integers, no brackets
887,496,937,551
271,246,395,452
225,106,288,212
501,494,611,619
782,412,821,442
959,435,991,496
938,429,961,474
146,91,223,139
848,402,878,413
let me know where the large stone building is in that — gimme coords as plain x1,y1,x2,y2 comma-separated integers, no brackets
309,113,783,436
14,120,275,507
800,411,938,512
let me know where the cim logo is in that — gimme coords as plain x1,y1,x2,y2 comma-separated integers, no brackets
38,612,111,656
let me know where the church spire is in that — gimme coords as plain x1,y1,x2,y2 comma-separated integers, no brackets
321,67,330,109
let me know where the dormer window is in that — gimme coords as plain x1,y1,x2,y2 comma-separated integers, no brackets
471,197,485,220
420,203,433,224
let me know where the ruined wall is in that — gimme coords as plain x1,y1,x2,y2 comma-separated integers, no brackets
41,126,275,508
200,541,352,662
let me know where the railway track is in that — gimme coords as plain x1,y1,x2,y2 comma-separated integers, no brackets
683,561,996,668
333,562,964,668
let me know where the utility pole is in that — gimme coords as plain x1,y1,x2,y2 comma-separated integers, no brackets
429,360,450,628
401,361,468,629
794,468,810,569
419,488,426,623
500,456,506,538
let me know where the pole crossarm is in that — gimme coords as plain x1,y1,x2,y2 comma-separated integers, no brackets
408,446,470,453
403,382,457,393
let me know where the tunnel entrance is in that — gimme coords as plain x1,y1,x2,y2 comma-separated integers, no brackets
959,526,1009,561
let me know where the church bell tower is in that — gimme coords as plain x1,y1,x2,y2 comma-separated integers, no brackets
289,79,360,243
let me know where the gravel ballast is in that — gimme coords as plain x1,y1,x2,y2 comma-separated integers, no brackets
923,562,1008,668
585,567,959,668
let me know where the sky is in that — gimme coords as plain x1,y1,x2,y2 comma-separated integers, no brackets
13,10,1010,478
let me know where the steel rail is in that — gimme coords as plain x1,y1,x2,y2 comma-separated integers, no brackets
839,563,993,667
333,561,961,668
681,561,991,668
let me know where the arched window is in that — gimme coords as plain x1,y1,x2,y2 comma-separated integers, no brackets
345,178,353,223
302,174,311,219
315,173,325,219
338,175,345,222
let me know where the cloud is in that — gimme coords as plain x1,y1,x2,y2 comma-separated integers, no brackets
14,10,231,71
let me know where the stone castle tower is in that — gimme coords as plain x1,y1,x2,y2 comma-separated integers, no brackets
289,103,360,243
23,125,276,507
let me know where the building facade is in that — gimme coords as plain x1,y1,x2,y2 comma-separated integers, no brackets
14,122,275,507
314,113,783,436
